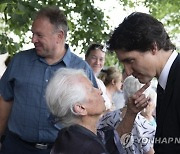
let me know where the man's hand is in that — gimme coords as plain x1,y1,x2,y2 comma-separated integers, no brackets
126,82,150,115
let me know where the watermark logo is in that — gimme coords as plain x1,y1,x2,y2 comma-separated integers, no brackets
153,137,180,144
120,133,134,148
120,134,180,148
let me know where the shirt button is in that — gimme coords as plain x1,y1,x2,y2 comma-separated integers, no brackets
46,79,48,82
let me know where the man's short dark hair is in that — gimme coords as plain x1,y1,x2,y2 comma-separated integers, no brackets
36,6,68,37
107,12,176,52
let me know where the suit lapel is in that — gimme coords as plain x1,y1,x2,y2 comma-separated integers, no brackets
157,54,180,133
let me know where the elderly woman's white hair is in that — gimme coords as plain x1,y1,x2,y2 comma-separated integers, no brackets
123,75,156,104
45,68,87,126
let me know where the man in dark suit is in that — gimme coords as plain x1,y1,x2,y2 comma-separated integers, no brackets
107,12,180,154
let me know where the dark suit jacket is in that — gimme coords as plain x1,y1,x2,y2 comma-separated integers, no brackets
154,54,180,154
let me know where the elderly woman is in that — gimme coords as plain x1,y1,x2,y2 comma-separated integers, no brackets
98,75,157,154
45,68,150,154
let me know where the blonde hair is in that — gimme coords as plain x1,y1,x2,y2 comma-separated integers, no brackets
98,67,122,86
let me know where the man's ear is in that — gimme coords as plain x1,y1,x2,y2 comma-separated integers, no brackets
151,42,158,55
56,30,64,43
73,104,87,116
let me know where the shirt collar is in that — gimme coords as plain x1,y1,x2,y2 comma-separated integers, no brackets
62,44,72,67
30,48,39,61
158,51,178,90
31,44,72,66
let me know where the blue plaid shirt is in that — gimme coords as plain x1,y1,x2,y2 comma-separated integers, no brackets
0,44,97,142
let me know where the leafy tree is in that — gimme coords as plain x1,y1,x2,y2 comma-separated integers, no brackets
0,0,110,56
145,0,180,34
0,0,179,67
145,0,180,51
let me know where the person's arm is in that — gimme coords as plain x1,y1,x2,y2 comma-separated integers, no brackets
116,83,150,137
0,96,12,137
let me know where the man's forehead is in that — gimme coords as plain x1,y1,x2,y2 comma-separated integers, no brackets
115,50,131,60
115,50,141,60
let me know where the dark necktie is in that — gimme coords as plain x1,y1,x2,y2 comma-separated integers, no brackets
156,83,165,122
157,83,165,102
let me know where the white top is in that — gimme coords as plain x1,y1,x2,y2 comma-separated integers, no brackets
159,51,178,90
0,53,8,78
113,91,126,109
96,77,112,110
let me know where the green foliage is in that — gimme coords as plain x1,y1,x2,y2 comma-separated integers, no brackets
0,34,20,55
0,0,179,63
0,0,109,56
105,51,123,71
144,0,180,47
0,0,38,56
